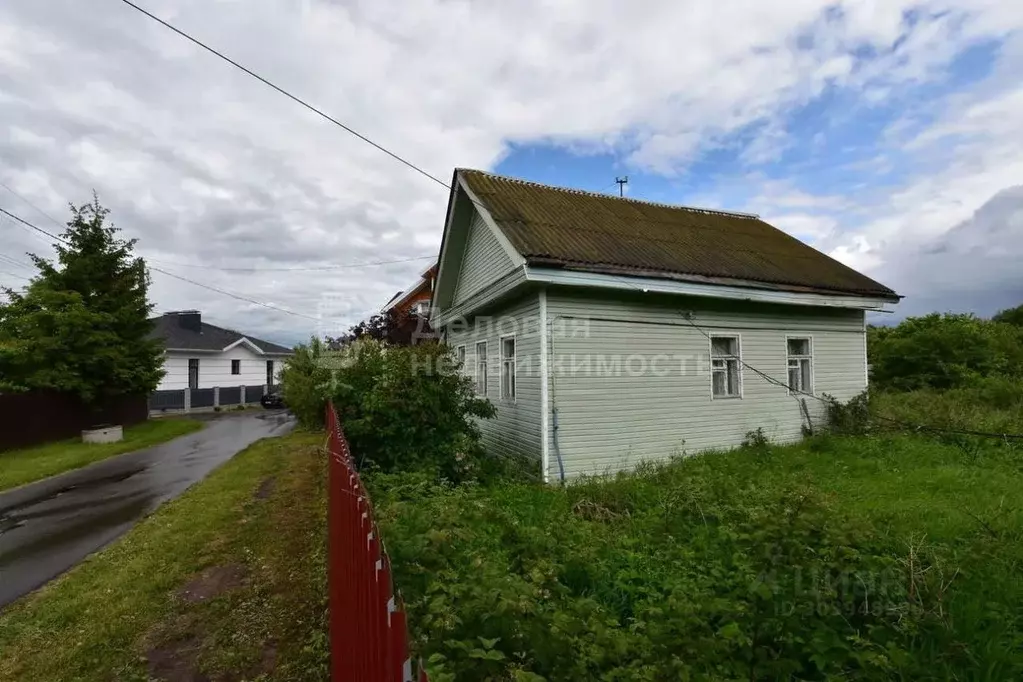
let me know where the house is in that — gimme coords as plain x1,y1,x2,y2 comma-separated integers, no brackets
382,264,438,317
431,169,900,481
149,311,293,391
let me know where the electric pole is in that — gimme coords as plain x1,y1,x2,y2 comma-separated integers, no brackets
615,176,628,197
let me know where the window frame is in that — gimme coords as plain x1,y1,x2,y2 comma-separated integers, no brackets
709,333,743,400
266,360,274,387
474,340,488,396
188,358,200,390
785,335,814,396
231,359,241,375
455,344,466,372
499,334,516,402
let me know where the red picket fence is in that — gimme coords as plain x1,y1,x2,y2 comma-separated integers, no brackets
326,403,429,682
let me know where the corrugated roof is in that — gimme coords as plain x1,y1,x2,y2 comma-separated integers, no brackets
458,169,898,300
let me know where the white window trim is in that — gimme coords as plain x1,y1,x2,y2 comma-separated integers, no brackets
499,333,517,403
454,344,466,374
474,340,488,396
785,335,815,396
709,333,743,400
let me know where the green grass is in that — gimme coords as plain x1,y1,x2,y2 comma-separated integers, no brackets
0,418,204,492
0,430,329,682
372,433,1023,681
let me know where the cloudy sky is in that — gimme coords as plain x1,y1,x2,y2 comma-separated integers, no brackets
2,0,1021,345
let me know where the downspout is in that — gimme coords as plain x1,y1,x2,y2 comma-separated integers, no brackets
545,308,567,484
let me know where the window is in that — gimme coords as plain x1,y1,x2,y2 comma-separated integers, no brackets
500,336,516,401
411,300,429,316
474,341,488,395
266,360,275,387
710,336,741,398
188,358,200,390
231,359,241,375
787,337,813,394
455,345,466,370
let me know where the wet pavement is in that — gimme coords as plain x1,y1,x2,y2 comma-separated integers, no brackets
0,410,294,609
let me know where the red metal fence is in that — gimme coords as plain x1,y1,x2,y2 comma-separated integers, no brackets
326,404,429,682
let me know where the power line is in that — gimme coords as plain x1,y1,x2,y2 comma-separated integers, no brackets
146,254,435,272
0,205,324,320
0,180,66,230
0,253,33,270
0,270,30,282
0,206,67,244
117,0,449,190
148,265,321,321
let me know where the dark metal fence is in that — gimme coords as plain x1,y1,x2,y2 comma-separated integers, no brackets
149,390,186,411
0,391,148,452
326,403,429,682
219,386,241,405
146,385,270,414
191,388,215,409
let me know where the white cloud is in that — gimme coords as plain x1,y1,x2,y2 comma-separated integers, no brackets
1,0,1022,340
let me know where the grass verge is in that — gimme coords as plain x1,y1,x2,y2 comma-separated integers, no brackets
373,432,1023,681
0,418,204,492
0,430,329,682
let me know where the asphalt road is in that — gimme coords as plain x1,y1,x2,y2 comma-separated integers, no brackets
0,410,294,609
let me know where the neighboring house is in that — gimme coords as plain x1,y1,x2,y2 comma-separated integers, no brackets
382,264,438,317
149,311,293,390
431,169,900,481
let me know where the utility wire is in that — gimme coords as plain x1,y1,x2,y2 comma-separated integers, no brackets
117,0,449,190
0,180,66,230
148,265,321,321
582,266,1023,442
0,253,33,270
146,254,435,272
0,270,30,282
1,206,67,244
0,205,324,321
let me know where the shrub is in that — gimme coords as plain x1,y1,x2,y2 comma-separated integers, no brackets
280,338,495,480
824,391,872,435
868,313,1023,391
334,341,495,480
279,338,334,428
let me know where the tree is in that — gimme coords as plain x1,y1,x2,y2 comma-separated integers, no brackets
329,309,434,348
993,303,1023,327
0,196,164,404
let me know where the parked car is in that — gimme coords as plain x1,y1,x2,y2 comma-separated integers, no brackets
260,391,285,409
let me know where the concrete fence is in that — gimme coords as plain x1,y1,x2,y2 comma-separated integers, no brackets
148,384,277,415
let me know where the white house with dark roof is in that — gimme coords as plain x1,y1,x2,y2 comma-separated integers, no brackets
431,169,900,481
148,311,293,391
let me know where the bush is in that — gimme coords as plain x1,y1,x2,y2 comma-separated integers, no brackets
279,338,334,428
280,338,495,480
868,313,1023,391
825,391,872,435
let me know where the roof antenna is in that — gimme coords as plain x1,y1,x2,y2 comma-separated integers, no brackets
615,176,628,197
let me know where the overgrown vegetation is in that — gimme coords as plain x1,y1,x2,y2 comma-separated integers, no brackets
281,338,495,480
0,431,329,681
374,430,1023,680
867,311,1023,391
0,417,202,492
362,307,1023,680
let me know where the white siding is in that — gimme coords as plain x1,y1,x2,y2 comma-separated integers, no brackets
547,290,866,478
445,294,542,461
156,347,287,390
452,213,516,305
